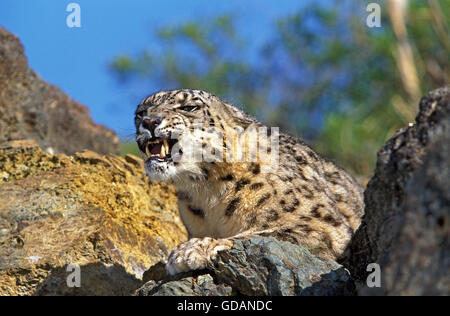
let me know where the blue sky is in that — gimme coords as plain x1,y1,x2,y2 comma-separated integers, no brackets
0,0,310,138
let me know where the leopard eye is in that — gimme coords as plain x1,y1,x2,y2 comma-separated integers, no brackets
179,105,200,112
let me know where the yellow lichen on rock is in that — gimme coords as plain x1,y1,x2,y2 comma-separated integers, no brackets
0,140,187,296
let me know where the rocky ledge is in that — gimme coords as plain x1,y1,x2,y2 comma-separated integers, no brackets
346,85,450,295
136,237,355,296
0,140,187,295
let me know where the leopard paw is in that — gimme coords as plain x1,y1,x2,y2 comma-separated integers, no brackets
166,237,232,275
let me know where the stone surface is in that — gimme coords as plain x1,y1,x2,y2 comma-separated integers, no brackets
136,274,233,296
0,140,187,295
136,237,355,296
345,86,450,295
0,27,119,155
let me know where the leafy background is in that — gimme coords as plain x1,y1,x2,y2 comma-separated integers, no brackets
111,0,449,183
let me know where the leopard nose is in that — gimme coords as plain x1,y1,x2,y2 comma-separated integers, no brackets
142,117,161,133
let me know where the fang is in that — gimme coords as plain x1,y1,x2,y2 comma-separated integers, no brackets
163,139,169,156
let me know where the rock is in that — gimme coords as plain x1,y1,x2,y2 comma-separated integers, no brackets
136,274,233,296
0,27,119,155
345,86,450,295
136,237,355,296
0,141,187,295
142,261,168,283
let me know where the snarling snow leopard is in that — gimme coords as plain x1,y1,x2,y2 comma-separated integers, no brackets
135,89,364,275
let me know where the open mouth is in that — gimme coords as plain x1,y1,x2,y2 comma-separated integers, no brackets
142,137,178,162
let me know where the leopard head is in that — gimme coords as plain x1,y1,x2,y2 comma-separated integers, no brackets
135,89,256,183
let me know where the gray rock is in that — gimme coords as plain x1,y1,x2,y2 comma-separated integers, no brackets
346,86,450,295
136,274,233,296
136,237,355,296
379,123,450,295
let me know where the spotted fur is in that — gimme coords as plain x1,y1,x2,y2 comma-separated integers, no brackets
135,89,364,275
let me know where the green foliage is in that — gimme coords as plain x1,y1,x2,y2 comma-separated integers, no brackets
119,141,140,157
111,0,449,181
